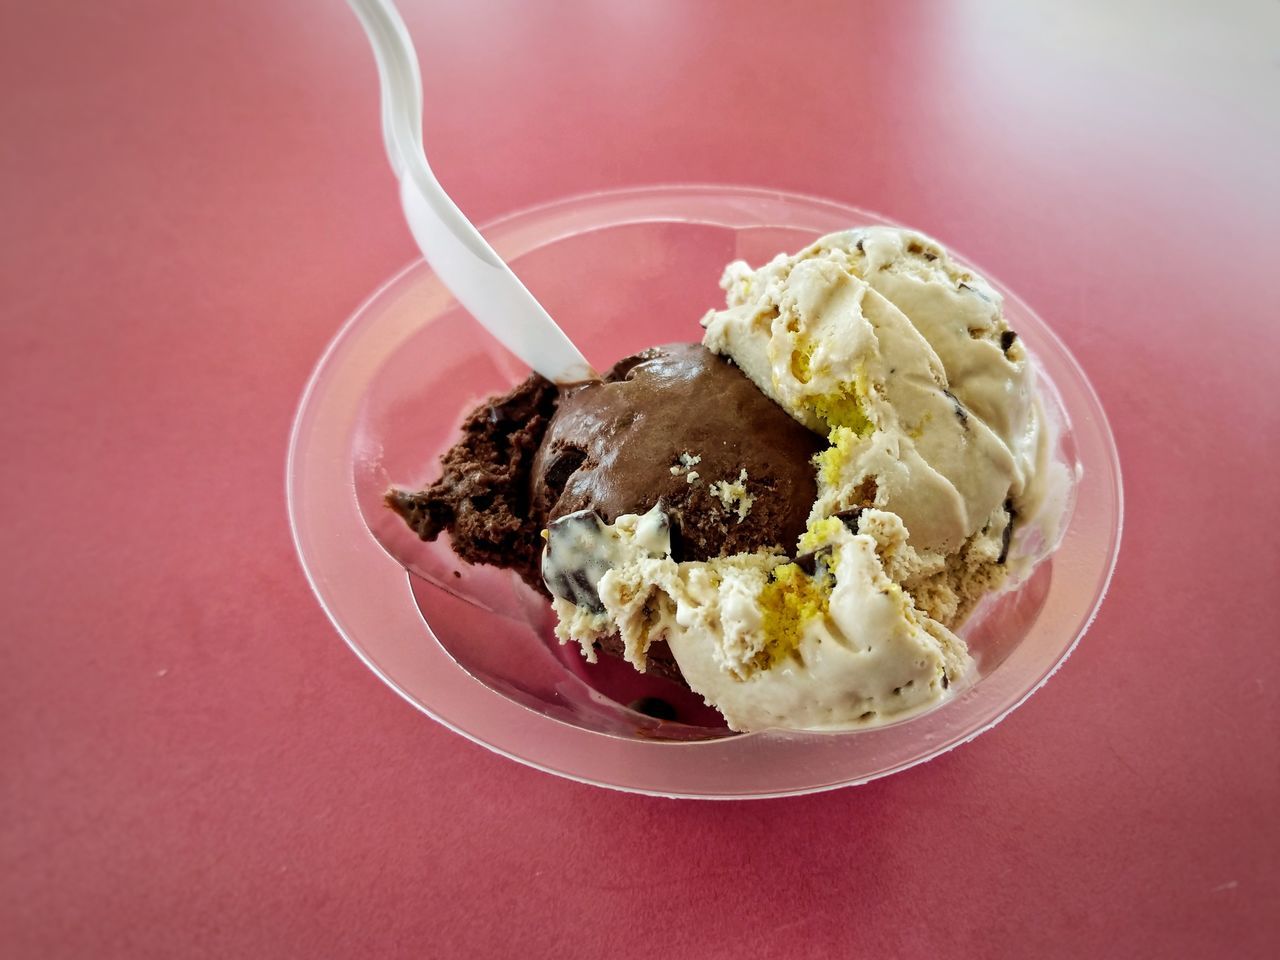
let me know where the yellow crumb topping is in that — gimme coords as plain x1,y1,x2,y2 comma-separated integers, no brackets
812,385,872,435
758,562,832,666
815,425,862,486
797,516,844,554
805,362,875,488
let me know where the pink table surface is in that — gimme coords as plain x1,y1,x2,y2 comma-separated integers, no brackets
3,1,1278,957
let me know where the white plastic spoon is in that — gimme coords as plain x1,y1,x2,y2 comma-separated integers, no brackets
347,0,597,384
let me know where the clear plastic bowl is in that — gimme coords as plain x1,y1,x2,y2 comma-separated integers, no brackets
287,185,1122,798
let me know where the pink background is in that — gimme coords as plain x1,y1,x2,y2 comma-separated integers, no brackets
3,1,1277,957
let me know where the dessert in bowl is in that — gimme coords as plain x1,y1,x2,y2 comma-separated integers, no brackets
288,185,1121,797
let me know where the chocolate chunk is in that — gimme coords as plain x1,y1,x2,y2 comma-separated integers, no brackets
791,502,866,578
959,281,994,304
793,546,834,580
1000,329,1018,354
665,513,689,564
942,388,969,427
997,498,1017,565
834,506,865,532
542,509,617,612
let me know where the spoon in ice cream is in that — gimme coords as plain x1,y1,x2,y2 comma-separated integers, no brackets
347,0,597,384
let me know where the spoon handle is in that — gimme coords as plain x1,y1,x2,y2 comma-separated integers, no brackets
348,0,597,384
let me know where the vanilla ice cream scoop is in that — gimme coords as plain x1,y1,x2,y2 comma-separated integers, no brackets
702,227,1041,556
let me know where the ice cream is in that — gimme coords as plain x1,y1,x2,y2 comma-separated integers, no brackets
386,371,558,589
531,343,823,569
388,342,823,681
388,227,1053,732
702,227,1046,625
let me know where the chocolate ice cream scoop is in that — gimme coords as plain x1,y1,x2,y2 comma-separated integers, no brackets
384,373,558,589
532,343,822,562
